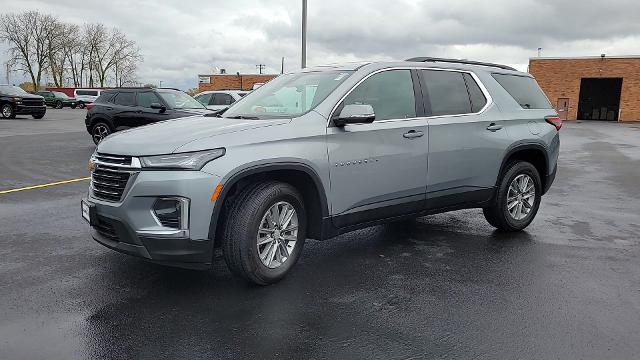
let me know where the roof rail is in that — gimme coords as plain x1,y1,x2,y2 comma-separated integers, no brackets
406,57,517,71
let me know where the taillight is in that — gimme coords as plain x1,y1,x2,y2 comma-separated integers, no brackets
86,103,95,111
545,116,562,130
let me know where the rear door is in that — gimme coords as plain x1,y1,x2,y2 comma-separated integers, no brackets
326,69,429,227
110,91,138,128
420,69,511,208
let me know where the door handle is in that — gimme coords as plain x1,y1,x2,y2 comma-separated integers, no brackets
106,107,113,111
403,130,424,139
486,123,503,131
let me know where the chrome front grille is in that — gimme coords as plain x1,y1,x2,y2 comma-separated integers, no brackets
91,153,137,202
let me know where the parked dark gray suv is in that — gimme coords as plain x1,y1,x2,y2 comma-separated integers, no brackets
82,58,561,285
85,87,210,144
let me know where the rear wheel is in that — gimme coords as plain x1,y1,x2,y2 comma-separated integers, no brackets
222,181,307,285
91,121,112,144
55,100,63,109
483,161,542,232
78,102,86,109
1,103,15,119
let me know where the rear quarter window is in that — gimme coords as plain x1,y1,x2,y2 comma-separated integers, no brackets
492,73,552,109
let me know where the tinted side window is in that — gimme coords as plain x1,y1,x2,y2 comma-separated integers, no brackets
95,92,115,103
113,92,136,106
422,70,471,116
137,91,161,108
195,93,212,105
463,73,487,112
343,70,416,121
492,74,552,109
212,93,234,106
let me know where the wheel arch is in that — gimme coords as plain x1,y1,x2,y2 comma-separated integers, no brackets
498,142,550,191
208,163,329,245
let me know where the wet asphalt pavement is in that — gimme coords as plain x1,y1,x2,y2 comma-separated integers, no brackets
1,109,640,359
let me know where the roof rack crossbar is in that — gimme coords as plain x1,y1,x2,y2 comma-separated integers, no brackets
406,57,517,71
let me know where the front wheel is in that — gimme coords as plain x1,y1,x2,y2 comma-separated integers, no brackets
222,181,307,285
1,103,15,119
483,161,542,232
55,101,63,109
78,102,86,109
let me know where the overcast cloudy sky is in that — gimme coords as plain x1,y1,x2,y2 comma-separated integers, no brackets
2,0,639,90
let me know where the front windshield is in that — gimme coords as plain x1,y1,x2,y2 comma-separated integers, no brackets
54,91,69,99
0,85,28,96
223,71,353,119
157,90,206,110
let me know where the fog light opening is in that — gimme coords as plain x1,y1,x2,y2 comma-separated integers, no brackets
152,197,189,230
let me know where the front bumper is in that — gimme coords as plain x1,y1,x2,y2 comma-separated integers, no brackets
84,169,222,269
15,105,46,115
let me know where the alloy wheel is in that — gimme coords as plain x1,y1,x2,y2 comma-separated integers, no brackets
256,201,298,269
2,104,12,118
506,174,536,220
92,124,110,143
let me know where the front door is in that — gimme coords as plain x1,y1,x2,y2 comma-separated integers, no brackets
137,91,171,125
327,69,429,228
557,98,569,120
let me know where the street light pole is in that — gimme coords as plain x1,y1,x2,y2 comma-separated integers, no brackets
301,0,307,68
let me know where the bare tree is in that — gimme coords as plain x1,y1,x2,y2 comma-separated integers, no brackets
2,12,142,89
0,11,59,89
92,27,140,87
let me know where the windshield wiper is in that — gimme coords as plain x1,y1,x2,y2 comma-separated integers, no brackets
225,115,260,120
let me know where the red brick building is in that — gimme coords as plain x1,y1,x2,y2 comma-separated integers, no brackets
198,74,278,92
529,56,640,122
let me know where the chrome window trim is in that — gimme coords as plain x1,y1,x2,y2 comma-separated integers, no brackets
326,66,494,127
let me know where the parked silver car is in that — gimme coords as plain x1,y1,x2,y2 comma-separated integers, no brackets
194,90,248,111
82,58,560,285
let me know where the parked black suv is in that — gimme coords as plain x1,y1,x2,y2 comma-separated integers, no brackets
85,87,211,144
0,85,46,119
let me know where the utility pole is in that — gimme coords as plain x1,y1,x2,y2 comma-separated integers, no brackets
281,57,285,74
301,0,307,68
537,47,542,57
256,64,266,74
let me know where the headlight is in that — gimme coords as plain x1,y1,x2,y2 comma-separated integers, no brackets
140,148,225,170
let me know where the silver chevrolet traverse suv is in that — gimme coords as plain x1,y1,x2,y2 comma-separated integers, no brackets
82,57,560,285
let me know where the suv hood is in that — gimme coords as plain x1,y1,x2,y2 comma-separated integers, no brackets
98,115,290,156
17,93,44,100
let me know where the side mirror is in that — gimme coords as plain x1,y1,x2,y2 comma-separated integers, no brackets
333,104,375,127
150,102,166,112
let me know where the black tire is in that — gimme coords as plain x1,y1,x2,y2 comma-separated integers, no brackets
1,103,15,119
91,121,113,145
32,113,45,119
221,181,307,285
78,102,86,109
483,161,542,232
55,101,63,109
71,103,77,109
